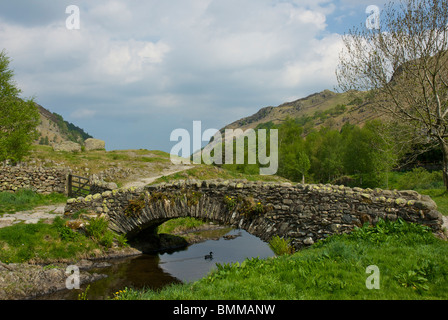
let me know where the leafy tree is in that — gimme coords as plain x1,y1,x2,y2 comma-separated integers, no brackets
0,50,39,163
277,118,308,182
336,0,448,190
315,128,344,182
303,127,344,183
343,120,398,187
296,151,310,184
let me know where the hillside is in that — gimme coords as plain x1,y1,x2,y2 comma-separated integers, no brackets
222,89,382,134
35,103,92,146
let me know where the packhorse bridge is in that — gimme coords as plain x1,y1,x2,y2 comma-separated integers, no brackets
64,179,444,250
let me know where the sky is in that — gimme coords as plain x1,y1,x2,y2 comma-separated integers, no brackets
0,0,389,153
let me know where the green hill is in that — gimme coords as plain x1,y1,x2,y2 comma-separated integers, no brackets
222,89,378,134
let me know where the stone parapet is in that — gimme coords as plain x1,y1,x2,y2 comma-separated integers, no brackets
63,179,444,249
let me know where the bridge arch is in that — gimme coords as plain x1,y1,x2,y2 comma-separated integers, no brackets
64,179,444,250
106,183,278,244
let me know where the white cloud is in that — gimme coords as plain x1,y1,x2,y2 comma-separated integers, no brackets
98,40,170,82
0,0,357,151
281,33,343,88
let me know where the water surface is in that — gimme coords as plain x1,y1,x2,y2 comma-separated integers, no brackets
40,229,275,300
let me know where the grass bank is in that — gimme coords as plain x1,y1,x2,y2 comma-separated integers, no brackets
0,189,67,215
113,219,448,300
0,216,128,264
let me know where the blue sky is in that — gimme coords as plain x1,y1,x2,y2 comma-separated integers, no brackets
0,0,388,152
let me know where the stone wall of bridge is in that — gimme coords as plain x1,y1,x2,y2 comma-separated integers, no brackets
63,179,444,249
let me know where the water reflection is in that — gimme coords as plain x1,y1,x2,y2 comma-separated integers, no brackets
39,229,274,300
158,229,274,283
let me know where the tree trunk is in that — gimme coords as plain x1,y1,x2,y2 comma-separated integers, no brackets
440,140,448,191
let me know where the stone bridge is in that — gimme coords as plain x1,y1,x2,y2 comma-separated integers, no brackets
64,179,444,250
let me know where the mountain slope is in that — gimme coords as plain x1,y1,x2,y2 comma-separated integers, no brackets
222,89,381,133
35,103,93,146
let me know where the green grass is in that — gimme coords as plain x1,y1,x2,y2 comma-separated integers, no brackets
0,189,67,215
26,146,174,184
157,217,207,234
416,188,448,216
0,216,127,264
113,219,448,300
386,169,448,215
268,235,295,256
150,165,290,185
0,217,97,263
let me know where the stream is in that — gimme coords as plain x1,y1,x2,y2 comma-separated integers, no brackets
39,229,275,300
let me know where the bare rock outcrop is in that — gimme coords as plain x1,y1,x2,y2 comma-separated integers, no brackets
85,138,105,151
53,141,81,152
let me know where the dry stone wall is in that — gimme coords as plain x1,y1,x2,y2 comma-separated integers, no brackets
0,165,68,194
63,179,444,250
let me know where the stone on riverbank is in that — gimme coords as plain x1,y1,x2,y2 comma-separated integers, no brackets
0,263,105,300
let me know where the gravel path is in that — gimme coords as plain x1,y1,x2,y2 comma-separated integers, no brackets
121,165,193,189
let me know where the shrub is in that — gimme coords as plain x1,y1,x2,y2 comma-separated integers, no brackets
99,231,115,248
238,196,265,218
53,216,82,241
223,195,237,211
396,168,443,190
317,218,435,247
269,235,294,255
85,217,126,248
85,217,109,239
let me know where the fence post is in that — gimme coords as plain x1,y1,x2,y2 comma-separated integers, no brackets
67,174,72,197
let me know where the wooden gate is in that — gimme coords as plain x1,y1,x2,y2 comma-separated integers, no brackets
67,174,90,198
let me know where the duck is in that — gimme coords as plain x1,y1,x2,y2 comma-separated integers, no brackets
204,252,213,260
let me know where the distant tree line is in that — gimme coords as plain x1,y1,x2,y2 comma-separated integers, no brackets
52,113,92,143
216,117,442,189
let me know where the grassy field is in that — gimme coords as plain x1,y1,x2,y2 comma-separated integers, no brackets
27,145,171,168
149,165,290,185
25,145,173,186
113,219,448,300
26,145,290,189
